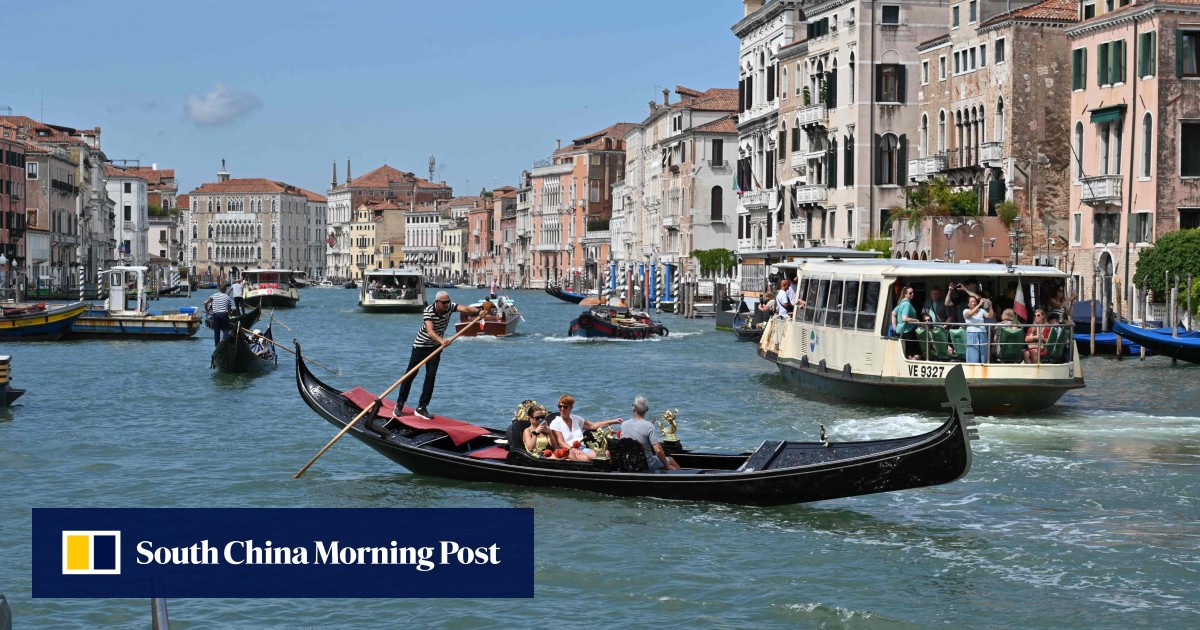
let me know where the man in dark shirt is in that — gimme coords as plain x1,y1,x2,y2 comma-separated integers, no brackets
922,286,951,323
396,291,491,419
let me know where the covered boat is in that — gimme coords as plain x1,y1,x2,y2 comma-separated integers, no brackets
66,266,202,340
211,322,277,374
760,258,1084,414
568,305,668,339
358,269,427,313
1,355,24,407
454,297,520,337
1111,316,1200,364
242,269,300,308
0,301,87,341
294,345,978,506
1073,330,1148,356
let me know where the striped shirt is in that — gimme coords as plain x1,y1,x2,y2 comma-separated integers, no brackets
413,301,457,348
207,292,233,314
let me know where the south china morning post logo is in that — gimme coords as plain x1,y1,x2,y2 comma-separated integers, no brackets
61,530,121,575
34,508,533,598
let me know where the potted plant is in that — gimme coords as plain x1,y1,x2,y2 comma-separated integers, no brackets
802,85,811,106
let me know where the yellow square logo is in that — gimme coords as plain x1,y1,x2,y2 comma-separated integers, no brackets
61,531,121,575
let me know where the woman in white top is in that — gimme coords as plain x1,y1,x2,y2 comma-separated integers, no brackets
962,295,994,364
550,395,622,460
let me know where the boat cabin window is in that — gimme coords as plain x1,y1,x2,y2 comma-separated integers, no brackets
825,281,844,327
858,281,880,332
842,280,860,330
802,278,821,324
813,279,829,324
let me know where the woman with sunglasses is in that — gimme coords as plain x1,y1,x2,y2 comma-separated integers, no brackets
550,395,622,460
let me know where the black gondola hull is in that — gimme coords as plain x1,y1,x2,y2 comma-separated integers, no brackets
212,324,277,374
295,345,977,506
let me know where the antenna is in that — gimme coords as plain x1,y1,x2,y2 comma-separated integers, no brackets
428,155,436,182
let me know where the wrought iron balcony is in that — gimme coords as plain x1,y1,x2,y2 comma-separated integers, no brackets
796,103,828,128
1079,174,1123,207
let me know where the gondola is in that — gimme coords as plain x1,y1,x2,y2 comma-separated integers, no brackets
568,305,668,339
1111,315,1200,364
545,285,585,304
211,322,277,373
732,311,764,342
294,344,978,506
1073,331,1149,356
210,305,261,331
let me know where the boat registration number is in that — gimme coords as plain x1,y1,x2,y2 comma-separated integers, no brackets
907,364,945,378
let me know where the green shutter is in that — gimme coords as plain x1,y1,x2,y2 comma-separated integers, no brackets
1150,30,1157,76
898,135,908,183
1138,34,1147,77
1098,43,1108,85
1082,48,1088,89
1072,49,1081,89
1117,39,1126,84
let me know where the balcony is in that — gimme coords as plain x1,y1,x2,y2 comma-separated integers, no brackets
908,158,928,180
921,154,948,175
1079,174,1123,207
740,190,770,210
707,159,729,170
791,151,805,168
790,218,808,236
796,103,828,128
795,186,828,205
980,141,1004,165
662,215,679,229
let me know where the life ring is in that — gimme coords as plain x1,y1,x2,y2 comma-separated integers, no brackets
660,327,669,336
578,314,593,328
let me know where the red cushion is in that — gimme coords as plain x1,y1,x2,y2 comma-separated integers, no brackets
340,387,491,446
466,446,509,460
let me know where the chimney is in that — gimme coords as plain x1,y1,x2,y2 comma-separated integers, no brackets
555,139,561,151
663,88,670,106
346,158,351,185
332,160,338,189
217,159,230,183
743,0,764,17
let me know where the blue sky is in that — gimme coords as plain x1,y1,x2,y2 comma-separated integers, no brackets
1,0,740,198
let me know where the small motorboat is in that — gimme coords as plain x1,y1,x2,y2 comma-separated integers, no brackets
454,297,520,337
545,285,586,304
0,301,88,341
568,305,668,339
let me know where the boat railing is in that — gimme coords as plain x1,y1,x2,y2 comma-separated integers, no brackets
904,321,1074,365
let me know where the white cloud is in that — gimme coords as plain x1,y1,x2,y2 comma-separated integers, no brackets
185,83,262,127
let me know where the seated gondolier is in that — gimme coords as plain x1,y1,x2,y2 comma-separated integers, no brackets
203,283,234,347
396,290,493,419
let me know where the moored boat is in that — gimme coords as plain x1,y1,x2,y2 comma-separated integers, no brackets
294,344,978,506
1111,316,1200,364
211,322,277,374
545,285,586,304
358,269,427,313
242,269,300,308
292,271,310,289
0,301,88,341
759,258,1084,415
454,297,520,337
732,311,765,342
66,266,202,340
1073,330,1148,356
568,305,668,339
1,355,24,406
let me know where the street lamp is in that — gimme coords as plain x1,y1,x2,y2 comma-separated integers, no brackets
1009,215,1027,270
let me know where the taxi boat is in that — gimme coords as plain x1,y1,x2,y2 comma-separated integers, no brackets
759,258,1083,414
358,269,427,313
242,269,300,308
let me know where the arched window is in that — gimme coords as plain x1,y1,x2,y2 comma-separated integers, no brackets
207,224,213,238
1074,121,1084,180
848,53,855,104
782,67,789,98
920,114,929,157
938,110,947,153
795,62,802,95
207,246,212,259
1142,112,1153,178
995,98,1005,143
192,224,197,239
711,186,723,221
271,246,277,260
878,133,900,184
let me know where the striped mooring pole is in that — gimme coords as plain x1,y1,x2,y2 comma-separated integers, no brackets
78,266,85,302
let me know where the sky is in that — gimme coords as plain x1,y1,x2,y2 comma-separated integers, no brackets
1,0,741,198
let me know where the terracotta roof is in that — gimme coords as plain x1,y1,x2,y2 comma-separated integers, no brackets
176,193,190,207
682,87,738,113
0,115,99,144
560,122,638,154
347,164,418,189
297,187,327,203
124,166,175,185
445,195,484,206
103,164,148,181
675,85,704,98
980,0,1080,28
191,178,308,195
1085,0,1200,23
693,115,737,135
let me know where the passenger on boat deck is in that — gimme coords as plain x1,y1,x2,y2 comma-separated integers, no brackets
892,285,921,360
1024,308,1052,364
775,278,799,317
522,406,567,458
944,278,978,323
963,295,994,363
1046,283,1067,322
551,395,622,460
230,278,244,314
622,396,680,471
922,286,951,324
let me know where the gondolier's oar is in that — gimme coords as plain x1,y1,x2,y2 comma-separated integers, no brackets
266,311,293,332
293,311,489,479
237,326,340,375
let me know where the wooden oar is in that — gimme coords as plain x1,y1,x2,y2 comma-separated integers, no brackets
266,311,293,332
293,310,489,479
237,326,339,375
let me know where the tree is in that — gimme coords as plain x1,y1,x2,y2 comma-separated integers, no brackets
1132,228,1200,303
995,200,1019,229
854,237,891,258
690,248,736,276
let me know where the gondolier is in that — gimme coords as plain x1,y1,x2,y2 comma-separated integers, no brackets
396,290,493,419
203,283,234,347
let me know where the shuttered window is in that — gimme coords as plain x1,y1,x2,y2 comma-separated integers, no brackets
1139,31,1156,78
1072,48,1087,90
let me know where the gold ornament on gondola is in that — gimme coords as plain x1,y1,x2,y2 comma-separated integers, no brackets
586,426,616,457
657,408,679,442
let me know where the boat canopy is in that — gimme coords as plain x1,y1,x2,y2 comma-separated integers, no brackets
776,258,1070,280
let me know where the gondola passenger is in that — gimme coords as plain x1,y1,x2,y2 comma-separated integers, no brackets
522,406,571,459
622,396,681,471
551,395,621,460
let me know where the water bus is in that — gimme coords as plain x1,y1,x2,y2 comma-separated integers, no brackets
758,258,1083,414
242,269,301,308
358,269,427,313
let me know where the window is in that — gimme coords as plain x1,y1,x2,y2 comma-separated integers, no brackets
1139,31,1157,77
969,0,977,22
1179,31,1200,77
1084,2,1096,19
969,48,977,70
1129,212,1152,244
1099,40,1126,85
921,114,929,157
922,60,929,85
858,281,880,331
980,44,987,67
710,186,723,221
995,98,1005,142
939,111,947,152
26,162,38,179
954,51,961,74
1141,113,1153,178
939,56,947,80
875,133,906,185
1182,208,1200,229
882,5,900,24
782,67,789,99
952,6,960,27
712,139,724,165
1099,121,1111,175
1073,212,1082,245
1074,122,1085,180
124,182,131,193
876,64,905,102
1093,213,1119,245
995,38,1006,64
1182,122,1200,176
1072,48,1088,90
124,205,132,221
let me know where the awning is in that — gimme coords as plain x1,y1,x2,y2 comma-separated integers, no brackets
1089,105,1126,124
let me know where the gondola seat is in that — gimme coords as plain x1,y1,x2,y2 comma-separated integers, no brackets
506,420,530,449
611,438,649,473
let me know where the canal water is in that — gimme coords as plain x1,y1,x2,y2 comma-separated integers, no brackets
2,287,1198,628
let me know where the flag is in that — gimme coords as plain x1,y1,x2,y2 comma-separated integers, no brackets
1014,280,1028,322
734,173,743,197
326,234,336,247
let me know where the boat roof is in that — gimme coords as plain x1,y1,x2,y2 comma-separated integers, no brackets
365,269,423,277
777,258,1070,279
105,265,148,272
242,269,296,275
738,246,881,262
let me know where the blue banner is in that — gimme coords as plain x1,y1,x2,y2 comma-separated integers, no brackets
34,508,533,598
